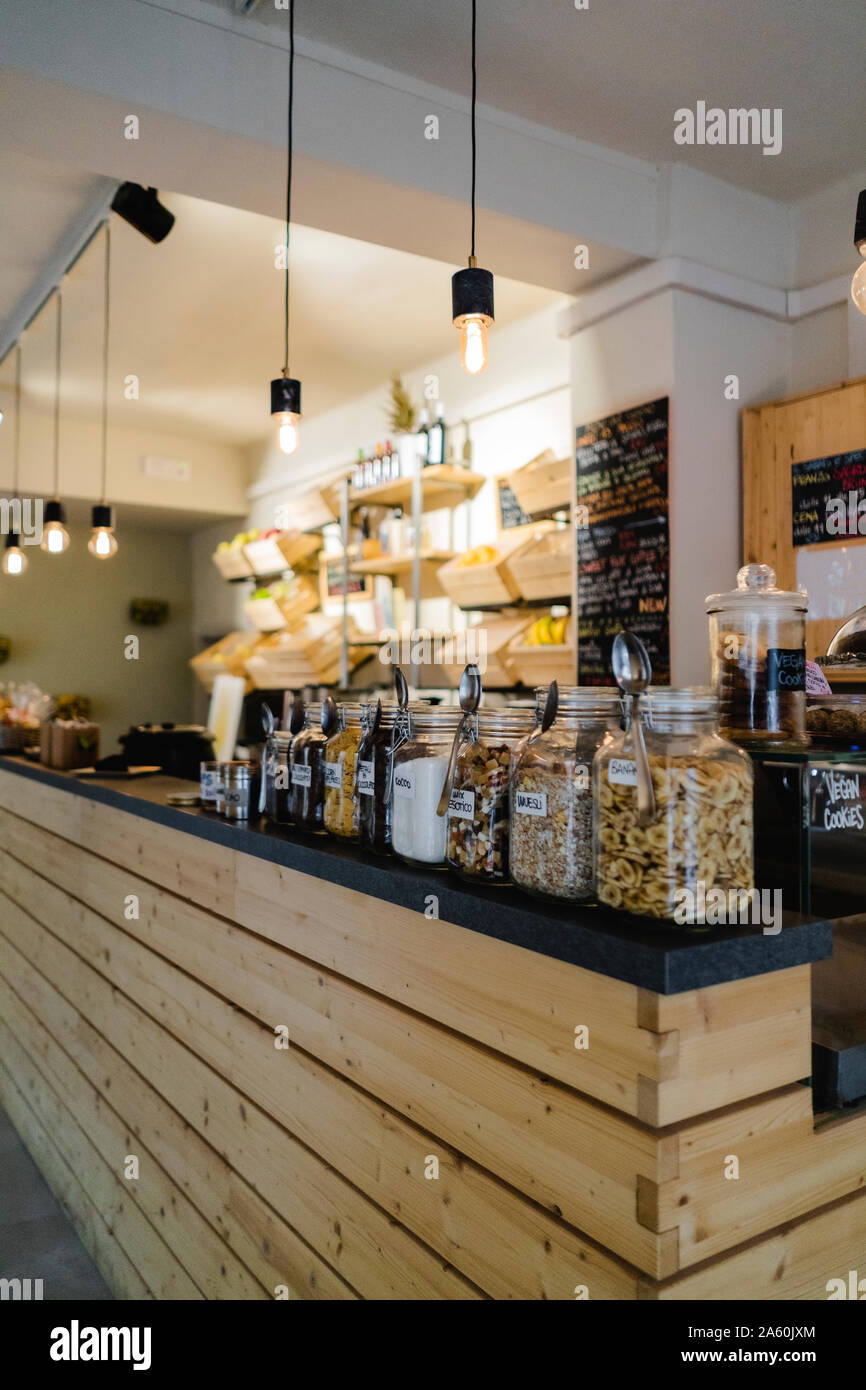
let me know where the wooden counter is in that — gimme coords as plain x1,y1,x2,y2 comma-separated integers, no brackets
0,759,864,1300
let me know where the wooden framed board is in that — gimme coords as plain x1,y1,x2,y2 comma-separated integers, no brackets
575,397,670,685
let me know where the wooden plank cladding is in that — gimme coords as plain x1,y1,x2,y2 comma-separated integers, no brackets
1,767,865,1299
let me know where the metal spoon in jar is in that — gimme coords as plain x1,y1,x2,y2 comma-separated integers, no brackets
321,695,340,738
436,663,482,817
611,630,655,827
385,668,411,804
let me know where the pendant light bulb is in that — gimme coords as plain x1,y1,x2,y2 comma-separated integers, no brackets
41,500,70,554
452,2,494,374
3,535,27,576
269,1,303,458
852,191,866,316
271,377,302,457
852,258,866,317
460,316,489,374
89,504,118,560
278,411,299,455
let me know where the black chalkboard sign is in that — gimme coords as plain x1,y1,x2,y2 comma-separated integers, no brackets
497,479,532,530
575,397,670,684
792,449,866,547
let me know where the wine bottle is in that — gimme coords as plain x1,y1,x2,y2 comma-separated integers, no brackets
426,402,445,468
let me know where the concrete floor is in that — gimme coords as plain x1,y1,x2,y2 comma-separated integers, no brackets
0,1107,113,1300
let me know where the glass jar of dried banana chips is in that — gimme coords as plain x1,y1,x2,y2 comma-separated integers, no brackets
593,688,754,923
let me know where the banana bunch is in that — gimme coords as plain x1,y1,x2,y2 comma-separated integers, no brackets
525,613,569,646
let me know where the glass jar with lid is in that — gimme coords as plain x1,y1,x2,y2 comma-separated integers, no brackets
706,563,808,744
323,702,364,840
510,686,622,902
593,688,754,923
356,700,403,854
444,707,534,883
289,702,328,833
263,731,294,824
391,705,464,867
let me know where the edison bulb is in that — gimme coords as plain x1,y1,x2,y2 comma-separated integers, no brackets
278,412,299,455
852,260,866,316
41,521,70,554
3,546,27,575
460,316,489,374
88,526,118,559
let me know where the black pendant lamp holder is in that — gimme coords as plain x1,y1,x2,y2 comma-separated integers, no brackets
270,0,302,438
5,532,21,552
44,498,67,528
270,374,301,418
452,260,494,327
855,189,866,253
91,503,114,531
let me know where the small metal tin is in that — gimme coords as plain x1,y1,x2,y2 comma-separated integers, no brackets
222,760,259,820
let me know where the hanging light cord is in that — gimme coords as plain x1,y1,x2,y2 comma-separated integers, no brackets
13,344,22,502
470,0,477,262
52,290,62,499
100,220,111,505
282,0,295,377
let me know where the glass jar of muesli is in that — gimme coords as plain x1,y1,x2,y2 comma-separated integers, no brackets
323,703,364,840
511,686,622,902
444,708,534,884
593,688,754,924
289,703,328,833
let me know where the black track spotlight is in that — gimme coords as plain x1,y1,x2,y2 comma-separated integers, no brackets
111,183,175,244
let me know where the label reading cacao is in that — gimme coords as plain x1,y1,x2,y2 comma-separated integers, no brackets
608,758,638,786
224,787,247,808
448,789,475,819
767,647,806,693
357,760,374,796
291,763,312,788
393,768,415,799
514,789,547,816
324,763,341,789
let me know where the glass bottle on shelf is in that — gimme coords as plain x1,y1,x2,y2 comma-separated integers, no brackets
425,402,445,468
593,688,754,924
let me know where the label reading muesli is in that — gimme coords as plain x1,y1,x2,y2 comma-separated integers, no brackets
448,789,475,819
393,768,415,799
324,763,341,789
608,758,638,786
514,789,547,817
357,760,374,796
291,764,312,788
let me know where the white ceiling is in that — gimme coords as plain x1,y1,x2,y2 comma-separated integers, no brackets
0,168,560,445
218,0,865,202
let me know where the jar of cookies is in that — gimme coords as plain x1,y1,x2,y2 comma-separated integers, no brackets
706,563,807,744
593,689,754,923
511,686,622,902
444,708,534,884
323,702,364,840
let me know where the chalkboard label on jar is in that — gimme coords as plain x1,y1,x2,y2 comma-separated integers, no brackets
291,764,312,788
767,648,806,693
608,758,638,786
394,769,415,799
448,789,475,819
324,763,341,789
514,789,547,817
357,760,374,796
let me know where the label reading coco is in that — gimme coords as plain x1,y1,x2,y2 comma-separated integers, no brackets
608,758,638,786
514,789,547,817
357,760,374,796
448,789,475,819
291,763,312,788
393,768,415,799
324,763,341,790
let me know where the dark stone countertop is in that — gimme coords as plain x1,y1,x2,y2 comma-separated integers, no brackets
0,755,835,995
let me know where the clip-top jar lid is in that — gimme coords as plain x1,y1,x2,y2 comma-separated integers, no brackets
705,563,808,614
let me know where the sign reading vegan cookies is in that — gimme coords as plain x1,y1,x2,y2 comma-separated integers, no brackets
575,397,670,684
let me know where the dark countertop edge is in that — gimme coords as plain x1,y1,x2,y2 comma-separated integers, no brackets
0,756,835,996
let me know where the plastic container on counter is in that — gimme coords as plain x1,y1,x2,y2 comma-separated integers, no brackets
444,707,534,884
289,703,328,833
323,702,365,840
706,563,808,745
263,730,294,824
593,688,754,923
391,705,465,867
510,686,622,902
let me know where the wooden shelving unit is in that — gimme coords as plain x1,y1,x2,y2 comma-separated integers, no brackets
348,464,485,513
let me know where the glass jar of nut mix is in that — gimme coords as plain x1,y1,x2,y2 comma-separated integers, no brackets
392,705,464,867
444,707,534,884
593,688,754,923
511,686,622,902
288,703,328,834
323,702,364,840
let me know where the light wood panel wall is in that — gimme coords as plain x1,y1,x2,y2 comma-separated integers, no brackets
0,767,865,1300
742,374,866,661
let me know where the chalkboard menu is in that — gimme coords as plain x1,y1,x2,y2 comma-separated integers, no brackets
321,554,369,603
792,449,866,547
496,479,532,530
575,397,670,684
